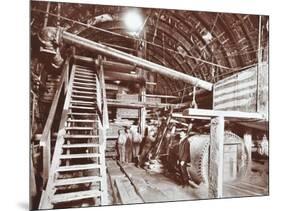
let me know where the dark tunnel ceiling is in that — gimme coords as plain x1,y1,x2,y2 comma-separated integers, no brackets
31,1,269,95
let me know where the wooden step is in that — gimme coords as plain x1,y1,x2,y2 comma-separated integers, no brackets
72,86,96,91
62,143,100,148
64,134,99,139
57,164,101,172
65,127,95,131
71,95,96,100
67,119,98,123
74,77,95,83
75,65,92,69
76,67,96,75
75,70,96,76
54,176,102,186
69,105,96,111
72,90,96,95
73,81,96,87
60,153,101,159
68,112,97,116
74,75,95,81
52,190,101,203
71,100,96,105
74,73,95,79
76,64,94,72
75,73,95,79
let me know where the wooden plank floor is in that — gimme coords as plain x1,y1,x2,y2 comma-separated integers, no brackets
106,160,269,205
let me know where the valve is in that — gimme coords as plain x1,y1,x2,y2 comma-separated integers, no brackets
37,27,64,69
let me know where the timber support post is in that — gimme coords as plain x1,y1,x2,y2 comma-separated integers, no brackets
243,131,252,173
209,116,225,198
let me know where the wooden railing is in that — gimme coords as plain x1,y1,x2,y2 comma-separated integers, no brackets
39,57,71,185
95,56,109,204
38,54,109,186
94,56,109,127
95,56,109,147
99,56,109,130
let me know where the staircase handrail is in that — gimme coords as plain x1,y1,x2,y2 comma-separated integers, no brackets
39,57,71,185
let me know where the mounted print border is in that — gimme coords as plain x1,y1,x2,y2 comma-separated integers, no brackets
30,0,269,210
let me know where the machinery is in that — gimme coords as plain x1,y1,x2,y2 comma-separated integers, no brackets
189,131,249,185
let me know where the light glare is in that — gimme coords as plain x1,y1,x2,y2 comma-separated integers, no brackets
123,9,143,33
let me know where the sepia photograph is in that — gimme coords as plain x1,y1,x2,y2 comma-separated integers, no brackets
30,0,269,209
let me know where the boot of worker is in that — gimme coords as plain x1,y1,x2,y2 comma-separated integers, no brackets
186,168,199,189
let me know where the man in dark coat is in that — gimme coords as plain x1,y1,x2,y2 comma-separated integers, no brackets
178,123,193,187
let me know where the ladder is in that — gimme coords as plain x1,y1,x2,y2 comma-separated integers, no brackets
39,64,108,209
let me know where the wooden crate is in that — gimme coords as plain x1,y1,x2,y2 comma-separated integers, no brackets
116,94,139,119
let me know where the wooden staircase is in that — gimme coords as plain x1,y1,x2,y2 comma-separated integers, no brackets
39,64,108,209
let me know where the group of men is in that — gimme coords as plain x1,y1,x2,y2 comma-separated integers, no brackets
116,126,143,165
166,123,195,188
116,122,196,188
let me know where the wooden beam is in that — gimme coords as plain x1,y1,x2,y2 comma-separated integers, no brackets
73,55,95,67
244,132,252,173
74,55,137,73
183,108,265,120
99,57,109,130
146,94,180,99
107,101,143,109
102,60,137,73
107,99,183,109
172,112,211,120
115,178,143,204
104,71,145,82
140,86,146,136
209,116,225,198
105,83,119,91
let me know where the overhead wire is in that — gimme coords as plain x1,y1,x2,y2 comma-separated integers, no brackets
31,8,233,70
32,8,268,86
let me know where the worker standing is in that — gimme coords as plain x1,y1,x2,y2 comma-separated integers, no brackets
139,126,156,167
117,129,127,163
125,126,133,163
258,134,269,157
131,126,143,166
178,123,193,187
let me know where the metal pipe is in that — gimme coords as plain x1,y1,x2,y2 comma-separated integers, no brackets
62,31,213,91
104,71,145,82
74,55,137,73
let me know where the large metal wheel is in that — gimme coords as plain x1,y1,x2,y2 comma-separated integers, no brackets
188,131,249,185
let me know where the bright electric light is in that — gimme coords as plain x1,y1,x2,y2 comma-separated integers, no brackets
123,9,143,33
